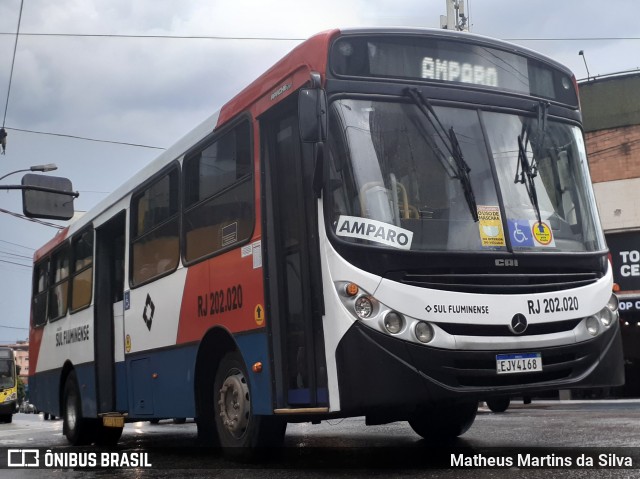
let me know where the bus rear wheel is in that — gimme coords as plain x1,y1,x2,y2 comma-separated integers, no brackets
409,401,478,442
213,352,286,455
63,370,96,445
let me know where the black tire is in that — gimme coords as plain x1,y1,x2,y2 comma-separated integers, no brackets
409,401,478,442
173,417,186,424
0,414,12,423
149,418,160,424
43,412,50,420
63,370,96,445
486,397,511,413
213,352,286,457
94,422,123,447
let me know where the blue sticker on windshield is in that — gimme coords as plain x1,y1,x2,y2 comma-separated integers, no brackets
508,220,534,247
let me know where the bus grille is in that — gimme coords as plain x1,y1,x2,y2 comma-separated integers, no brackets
435,318,582,337
397,271,600,294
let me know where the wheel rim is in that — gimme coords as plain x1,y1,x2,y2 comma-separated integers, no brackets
217,368,250,439
66,392,77,432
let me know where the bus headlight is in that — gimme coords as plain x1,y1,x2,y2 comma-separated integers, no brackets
599,294,619,327
600,306,616,327
383,312,404,334
586,316,600,336
4,392,16,402
415,321,434,343
354,296,374,319
607,294,619,313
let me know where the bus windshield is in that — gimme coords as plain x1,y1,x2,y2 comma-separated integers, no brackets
327,98,605,253
0,359,15,389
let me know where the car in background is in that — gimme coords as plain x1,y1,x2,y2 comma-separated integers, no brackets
19,402,37,414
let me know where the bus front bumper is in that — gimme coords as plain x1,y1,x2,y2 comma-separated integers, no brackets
335,320,624,414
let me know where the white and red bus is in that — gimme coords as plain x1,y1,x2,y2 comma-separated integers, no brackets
29,27,624,451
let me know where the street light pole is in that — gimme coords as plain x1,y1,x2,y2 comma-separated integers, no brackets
0,164,57,182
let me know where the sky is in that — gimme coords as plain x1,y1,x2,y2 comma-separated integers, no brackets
1,0,639,343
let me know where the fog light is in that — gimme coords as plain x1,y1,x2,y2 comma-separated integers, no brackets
354,296,373,319
415,321,434,343
600,307,616,327
383,312,404,334
586,316,600,336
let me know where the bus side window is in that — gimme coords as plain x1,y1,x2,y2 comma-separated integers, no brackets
48,245,70,321
131,168,180,286
32,259,49,327
183,121,253,263
70,228,94,312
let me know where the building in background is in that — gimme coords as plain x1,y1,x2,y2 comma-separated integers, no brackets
581,71,640,396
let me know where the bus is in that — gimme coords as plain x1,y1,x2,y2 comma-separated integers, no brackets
28,27,624,451
0,347,18,423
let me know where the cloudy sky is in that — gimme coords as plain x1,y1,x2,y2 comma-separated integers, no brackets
1,0,639,342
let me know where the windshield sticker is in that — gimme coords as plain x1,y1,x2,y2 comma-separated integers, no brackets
336,215,413,250
531,221,555,247
508,219,534,247
509,219,555,247
477,206,505,247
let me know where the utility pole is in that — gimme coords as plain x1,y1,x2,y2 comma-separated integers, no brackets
440,0,469,32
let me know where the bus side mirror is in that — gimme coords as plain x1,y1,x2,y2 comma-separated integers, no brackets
22,173,76,220
298,87,327,143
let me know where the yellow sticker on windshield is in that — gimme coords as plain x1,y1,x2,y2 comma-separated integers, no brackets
531,221,555,247
478,205,506,247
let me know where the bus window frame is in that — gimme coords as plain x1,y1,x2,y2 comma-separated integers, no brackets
31,257,50,328
69,225,95,314
181,115,256,267
129,161,182,289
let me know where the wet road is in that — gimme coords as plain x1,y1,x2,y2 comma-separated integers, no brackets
1,400,640,478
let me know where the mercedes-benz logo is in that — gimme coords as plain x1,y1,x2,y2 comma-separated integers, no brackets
510,313,528,335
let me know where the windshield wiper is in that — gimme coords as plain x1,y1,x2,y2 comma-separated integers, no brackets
405,88,479,222
515,134,542,226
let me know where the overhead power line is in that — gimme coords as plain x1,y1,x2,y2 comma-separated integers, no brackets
0,258,30,268
0,324,29,330
0,32,304,41
2,0,24,128
0,207,64,229
6,127,165,150
2,32,640,42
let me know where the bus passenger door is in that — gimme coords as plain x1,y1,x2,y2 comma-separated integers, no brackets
94,211,126,414
261,96,328,410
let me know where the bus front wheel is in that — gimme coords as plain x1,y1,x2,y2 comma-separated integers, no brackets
409,401,478,442
213,352,286,454
63,370,95,445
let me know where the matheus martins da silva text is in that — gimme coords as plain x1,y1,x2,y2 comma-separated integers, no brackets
451,453,633,468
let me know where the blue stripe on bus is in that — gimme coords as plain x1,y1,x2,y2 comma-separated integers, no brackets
124,345,198,419
235,332,273,415
32,332,273,421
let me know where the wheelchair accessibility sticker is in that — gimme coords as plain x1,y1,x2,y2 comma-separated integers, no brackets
508,220,555,248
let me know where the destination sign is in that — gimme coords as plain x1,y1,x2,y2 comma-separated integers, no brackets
331,34,578,106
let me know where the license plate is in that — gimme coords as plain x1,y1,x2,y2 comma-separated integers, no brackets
102,416,125,428
496,353,542,375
